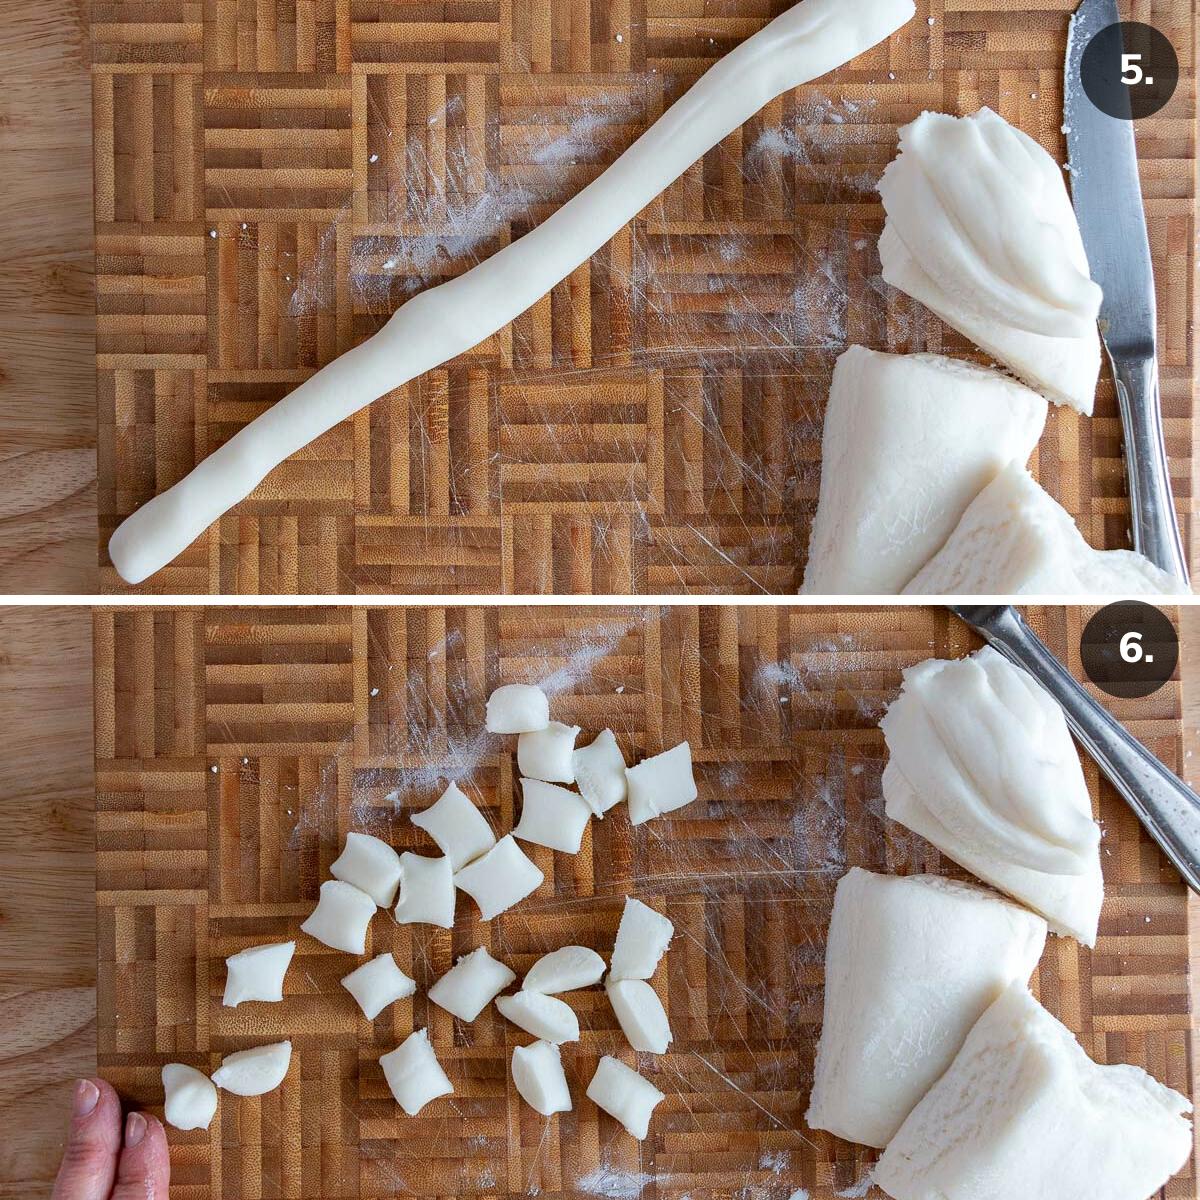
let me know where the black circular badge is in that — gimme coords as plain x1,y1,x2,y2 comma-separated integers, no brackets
1080,21,1179,120
1080,602,1178,699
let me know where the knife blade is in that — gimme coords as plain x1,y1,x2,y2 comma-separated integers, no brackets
1064,0,1189,583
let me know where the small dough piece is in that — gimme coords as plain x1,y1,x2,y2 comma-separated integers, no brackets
380,1029,454,1116
607,979,672,1054
330,831,402,907
411,782,496,871
513,779,593,853
572,729,628,816
586,1056,665,1140
609,897,674,982
881,646,1104,944
512,1041,573,1116
523,945,606,994
486,684,550,734
222,940,295,1007
300,880,376,954
801,346,1046,594
341,953,417,1020
902,462,1186,595
454,835,545,920
427,946,517,1022
874,984,1193,1200
212,1041,293,1097
806,868,1047,1149
626,742,698,826
394,852,456,929
162,1064,218,1131
495,991,580,1044
518,721,581,783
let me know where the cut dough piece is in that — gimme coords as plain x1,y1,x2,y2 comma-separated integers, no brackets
801,347,1046,594
874,984,1193,1200
330,831,402,907
212,1041,293,1097
586,1056,665,1140
411,782,496,871
427,946,517,1022
486,684,550,734
572,729,628,816
806,868,1046,1149
607,979,672,1054
300,880,376,954
454,835,545,920
512,1041,573,1116
341,953,417,1020
518,721,581,783
626,742,697,826
881,645,1104,944
609,898,674,982
513,779,593,853
162,1064,218,1131
394,852,456,928
380,1029,454,1116
902,464,1186,594
495,991,580,1044
223,940,295,1007
523,945,606,994
878,107,1101,413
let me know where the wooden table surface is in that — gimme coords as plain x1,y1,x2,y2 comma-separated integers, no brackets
2,604,1198,1196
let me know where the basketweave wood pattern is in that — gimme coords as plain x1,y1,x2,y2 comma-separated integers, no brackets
92,604,1194,1200
91,0,1197,594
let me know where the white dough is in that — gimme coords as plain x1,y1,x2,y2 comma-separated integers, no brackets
523,945,606,994
513,779,594,853
607,979,672,1054
878,107,1101,413
801,347,1046,594
902,463,1186,595
512,1041,573,1116
454,835,545,920
626,742,698,826
609,897,674,982
393,852,456,928
485,684,550,734
222,940,295,1007
300,880,376,954
586,1056,666,1140
427,946,517,1022
881,646,1104,943
162,1063,218,1131
572,729,628,816
107,0,916,585
341,953,417,1020
380,1029,454,1116
874,984,1193,1200
805,869,1046,1149
329,831,402,907
211,1041,293,1097
495,991,580,1044
411,782,496,870
518,721,581,783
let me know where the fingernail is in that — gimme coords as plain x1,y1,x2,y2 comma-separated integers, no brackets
124,1111,146,1148
73,1079,100,1118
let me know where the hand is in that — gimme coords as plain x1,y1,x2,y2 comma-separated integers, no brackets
53,1079,170,1200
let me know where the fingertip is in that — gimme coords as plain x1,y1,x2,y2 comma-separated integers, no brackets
53,1078,123,1200
112,1111,171,1200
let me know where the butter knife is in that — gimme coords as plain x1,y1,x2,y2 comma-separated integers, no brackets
950,604,1200,894
1064,0,1188,583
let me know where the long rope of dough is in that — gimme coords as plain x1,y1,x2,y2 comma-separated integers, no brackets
108,0,915,584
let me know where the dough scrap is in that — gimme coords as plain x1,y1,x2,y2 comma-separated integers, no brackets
609,897,674,982
162,1064,218,1131
393,852,456,928
513,779,594,853
572,729,628,817
495,991,581,1044
380,1029,454,1116
427,946,517,1022
518,721,581,783
212,1041,293,1097
222,940,295,1007
512,1040,573,1116
523,945,606,994
586,1056,666,1140
330,831,402,907
486,684,550,734
626,742,698,826
607,979,672,1054
341,953,417,1020
454,835,545,920
411,782,496,871
300,880,376,954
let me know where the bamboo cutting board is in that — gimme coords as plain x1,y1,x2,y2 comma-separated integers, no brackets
91,0,1197,594
92,605,1195,1199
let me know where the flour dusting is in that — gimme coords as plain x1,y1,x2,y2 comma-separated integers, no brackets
577,1165,654,1199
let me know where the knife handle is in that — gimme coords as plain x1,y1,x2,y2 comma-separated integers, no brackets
1111,351,1190,585
966,605,1200,894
